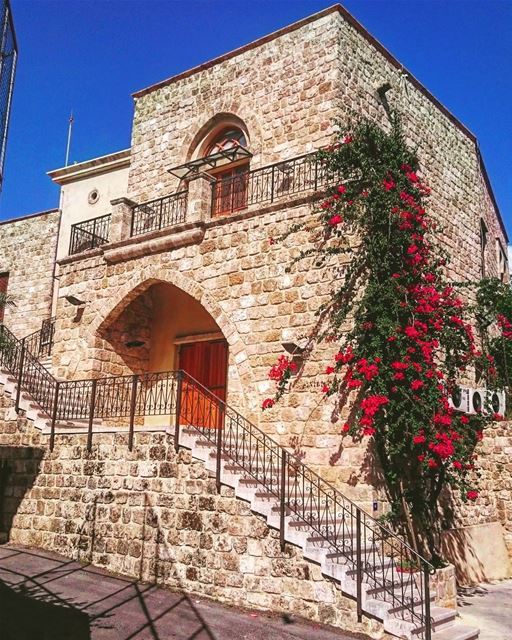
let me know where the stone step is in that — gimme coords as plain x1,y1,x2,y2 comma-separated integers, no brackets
411,606,457,635
431,624,480,640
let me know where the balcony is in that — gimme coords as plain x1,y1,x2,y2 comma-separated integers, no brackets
131,191,187,236
211,151,333,216
65,150,336,260
69,213,111,255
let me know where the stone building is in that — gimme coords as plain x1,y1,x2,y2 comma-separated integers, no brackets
0,5,510,639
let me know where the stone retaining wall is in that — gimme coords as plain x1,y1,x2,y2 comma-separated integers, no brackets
0,402,385,638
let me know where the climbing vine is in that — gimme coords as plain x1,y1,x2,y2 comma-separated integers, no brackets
264,115,496,563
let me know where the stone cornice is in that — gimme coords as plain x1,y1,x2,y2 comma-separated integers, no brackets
47,149,131,185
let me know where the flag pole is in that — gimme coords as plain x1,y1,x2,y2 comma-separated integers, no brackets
65,111,74,166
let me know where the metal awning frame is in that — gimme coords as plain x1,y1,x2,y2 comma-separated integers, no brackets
167,145,252,180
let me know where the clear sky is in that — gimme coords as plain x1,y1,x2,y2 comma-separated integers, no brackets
2,0,511,232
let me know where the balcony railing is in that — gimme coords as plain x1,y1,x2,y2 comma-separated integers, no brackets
211,151,335,216
69,214,111,255
131,191,188,237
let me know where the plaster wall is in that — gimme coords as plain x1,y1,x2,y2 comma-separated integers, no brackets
56,163,129,260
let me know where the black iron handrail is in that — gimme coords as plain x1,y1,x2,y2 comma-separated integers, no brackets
210,151,338,216
0,323,433,638
131,191,188,237
24,317,56,359
69,214,111,255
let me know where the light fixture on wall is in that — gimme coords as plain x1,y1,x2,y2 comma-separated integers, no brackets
125,340,145,348
65,294,85,306
64,294,86,323
281,342,304,372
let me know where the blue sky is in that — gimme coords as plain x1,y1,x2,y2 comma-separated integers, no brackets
2,0,511,232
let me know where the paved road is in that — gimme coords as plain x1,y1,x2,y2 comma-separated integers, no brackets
0,545,365,640
458,581,512,640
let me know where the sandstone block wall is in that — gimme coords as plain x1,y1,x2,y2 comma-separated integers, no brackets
449,420,512,557
0,403,386,638
48,7,512,525
0,209,60,338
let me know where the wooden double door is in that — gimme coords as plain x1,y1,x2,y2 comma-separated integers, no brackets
178,339,228,429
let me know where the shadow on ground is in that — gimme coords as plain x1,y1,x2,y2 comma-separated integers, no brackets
0,546,216,640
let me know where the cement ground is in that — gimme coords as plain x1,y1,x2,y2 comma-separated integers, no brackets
0,544,368,640
458,580,512,640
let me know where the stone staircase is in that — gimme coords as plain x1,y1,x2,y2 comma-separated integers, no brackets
0,326,480,640
176,426,479,640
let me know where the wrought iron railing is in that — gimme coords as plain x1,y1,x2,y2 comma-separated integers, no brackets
210,151,336,216
24,317,56,359
131,191,188,237
69,214,111,255
0,324,433,638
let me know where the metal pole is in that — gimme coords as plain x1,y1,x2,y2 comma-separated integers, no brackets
423,563,432,640
87,379,97,452
356,509,363,623
280,449,287,552
216,404,224,494
65,111,74,167
174,371,183,453
210,181,216,218
15,338,25,413
128,374,138,451
270,165,275,203
49,381,60,452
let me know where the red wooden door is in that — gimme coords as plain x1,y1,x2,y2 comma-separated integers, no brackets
179,339,228,428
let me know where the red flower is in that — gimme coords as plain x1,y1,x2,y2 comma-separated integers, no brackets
337,184,347,194
411,380,424,391
413,434,426,445
427,459,438,469
325,366,335,375
328,214,343,226
342,135,353,144
262,398,275,410
417,454,425,462
453,461,463,470
341,422,350,433
322,383,330,394
383,177,395,191
466,490,478,501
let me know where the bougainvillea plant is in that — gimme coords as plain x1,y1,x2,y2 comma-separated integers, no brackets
264,115,495,563
475,277,512,394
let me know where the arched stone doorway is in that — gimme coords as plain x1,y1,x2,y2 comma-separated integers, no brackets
96,281,229,424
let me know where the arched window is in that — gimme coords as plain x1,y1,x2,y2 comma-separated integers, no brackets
208,128,250,217
206,128,247,156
